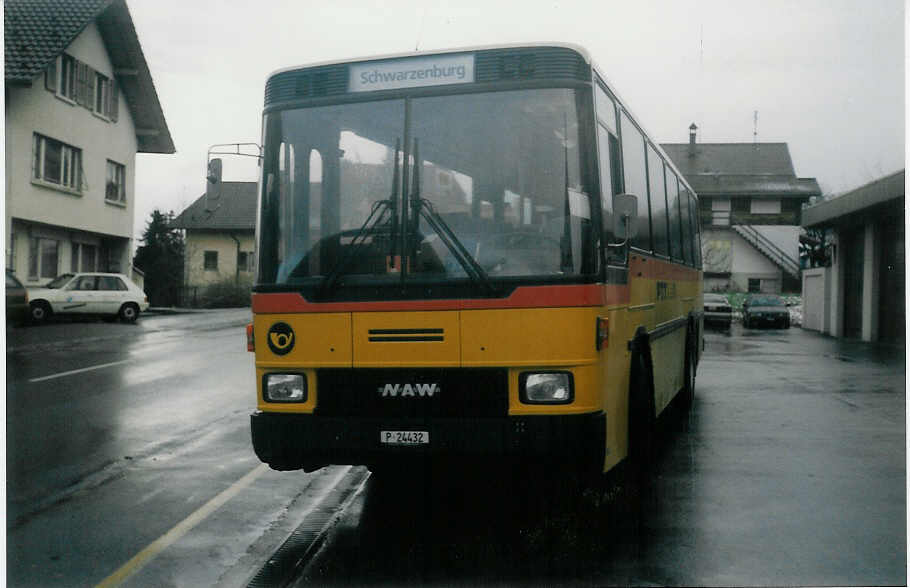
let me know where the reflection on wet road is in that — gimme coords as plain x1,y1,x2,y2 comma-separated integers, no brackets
296,324,905,587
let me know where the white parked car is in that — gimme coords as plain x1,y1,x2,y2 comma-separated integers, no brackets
27,273,150,323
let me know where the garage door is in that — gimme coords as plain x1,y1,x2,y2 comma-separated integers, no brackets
802,272,824,331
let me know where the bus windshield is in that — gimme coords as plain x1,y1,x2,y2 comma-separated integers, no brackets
257,88,597,298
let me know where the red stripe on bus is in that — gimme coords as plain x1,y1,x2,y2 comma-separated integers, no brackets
252,283,630,314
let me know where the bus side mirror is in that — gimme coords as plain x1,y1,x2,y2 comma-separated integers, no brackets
613,193,638,240
207,158,223,200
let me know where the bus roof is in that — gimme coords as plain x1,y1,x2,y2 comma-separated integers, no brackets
264,42,697,200
265,42,593,80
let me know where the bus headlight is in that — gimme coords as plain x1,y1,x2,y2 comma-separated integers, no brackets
264,374,307,403
520,372,573,404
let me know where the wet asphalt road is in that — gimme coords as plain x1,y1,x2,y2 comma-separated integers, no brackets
6,309,355,587
5,313,906,587
296,323,906,587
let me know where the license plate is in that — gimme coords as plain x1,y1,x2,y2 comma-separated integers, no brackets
381,430,429,445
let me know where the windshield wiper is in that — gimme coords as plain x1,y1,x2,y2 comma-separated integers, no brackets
406,138,496,295
317,139,400,297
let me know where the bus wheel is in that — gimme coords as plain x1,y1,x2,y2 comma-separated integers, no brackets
628,350,655,474
681,332,696,409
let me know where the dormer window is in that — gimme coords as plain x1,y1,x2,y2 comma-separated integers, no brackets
45,54,118,121
59,53,77,100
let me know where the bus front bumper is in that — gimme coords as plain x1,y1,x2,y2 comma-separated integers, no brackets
250,411,606,473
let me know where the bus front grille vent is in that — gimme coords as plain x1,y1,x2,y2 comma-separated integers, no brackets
367,328,444,342
475,47,589,83
315,368,508,418
264,65,348,105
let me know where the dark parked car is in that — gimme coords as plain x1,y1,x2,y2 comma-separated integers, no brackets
6,271,29,325
703,293,733,329
742,294,790,329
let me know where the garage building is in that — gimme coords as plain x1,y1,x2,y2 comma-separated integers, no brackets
800,170,904,343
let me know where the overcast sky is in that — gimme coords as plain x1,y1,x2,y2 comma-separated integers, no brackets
127,0,905,242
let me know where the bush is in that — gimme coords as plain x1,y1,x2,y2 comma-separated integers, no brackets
200,279,251,308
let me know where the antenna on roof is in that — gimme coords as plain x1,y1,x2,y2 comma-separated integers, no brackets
414,2,428,51
697,23,704,130
753,110,758,144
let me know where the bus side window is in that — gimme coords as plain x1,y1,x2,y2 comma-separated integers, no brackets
647,146,669,256
596,83,625,265
666,169,683,260
680,186,693,265
689,191,703,268
620,112,650,252
598,125,623,264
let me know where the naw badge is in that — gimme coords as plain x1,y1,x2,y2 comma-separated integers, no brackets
267,322,295,355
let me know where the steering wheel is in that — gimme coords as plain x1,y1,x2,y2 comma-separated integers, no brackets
478,232,562,273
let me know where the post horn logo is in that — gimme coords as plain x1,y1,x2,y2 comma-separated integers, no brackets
267,322,295,355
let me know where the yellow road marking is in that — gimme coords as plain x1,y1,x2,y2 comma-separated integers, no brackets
95,463,269,588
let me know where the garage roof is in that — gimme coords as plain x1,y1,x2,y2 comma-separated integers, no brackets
802,170,904,228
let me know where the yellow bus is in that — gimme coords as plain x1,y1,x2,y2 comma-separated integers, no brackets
243,44,703,479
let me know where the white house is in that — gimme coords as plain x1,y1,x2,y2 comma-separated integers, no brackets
5,0,174,286
662,125,821,294
171,182,257,305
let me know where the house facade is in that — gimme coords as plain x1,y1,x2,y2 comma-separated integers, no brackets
662,125,821,293
171,182,257,305
800,170,904,343
5,0,174,286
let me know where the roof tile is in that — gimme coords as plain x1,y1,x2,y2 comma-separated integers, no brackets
5,0,110,83
4,0,174,153
171,182,258,231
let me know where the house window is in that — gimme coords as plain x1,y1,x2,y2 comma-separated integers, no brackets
95,73,110,115
106,160,126,203
238,251,255,272
29,238,59,279
748,278,761,293
750,199,781,214
711,198,731,226
45,54,118,121
33,134,82,191
204,251,219,271
71,243,97,272
59,53,77,100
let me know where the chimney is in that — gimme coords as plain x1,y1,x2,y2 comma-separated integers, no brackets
688,122,698,146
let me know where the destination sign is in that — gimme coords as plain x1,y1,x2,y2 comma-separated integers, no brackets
349,54,475,92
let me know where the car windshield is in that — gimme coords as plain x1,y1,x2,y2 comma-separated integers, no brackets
704,294,728,303
749,296,784,306
45,274,74,289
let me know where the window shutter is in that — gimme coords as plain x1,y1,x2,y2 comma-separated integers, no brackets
109,80,119,122
77,61,95,110
75,61,87,107
45,58,58,92
75,62,83,105
85,63,96,110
